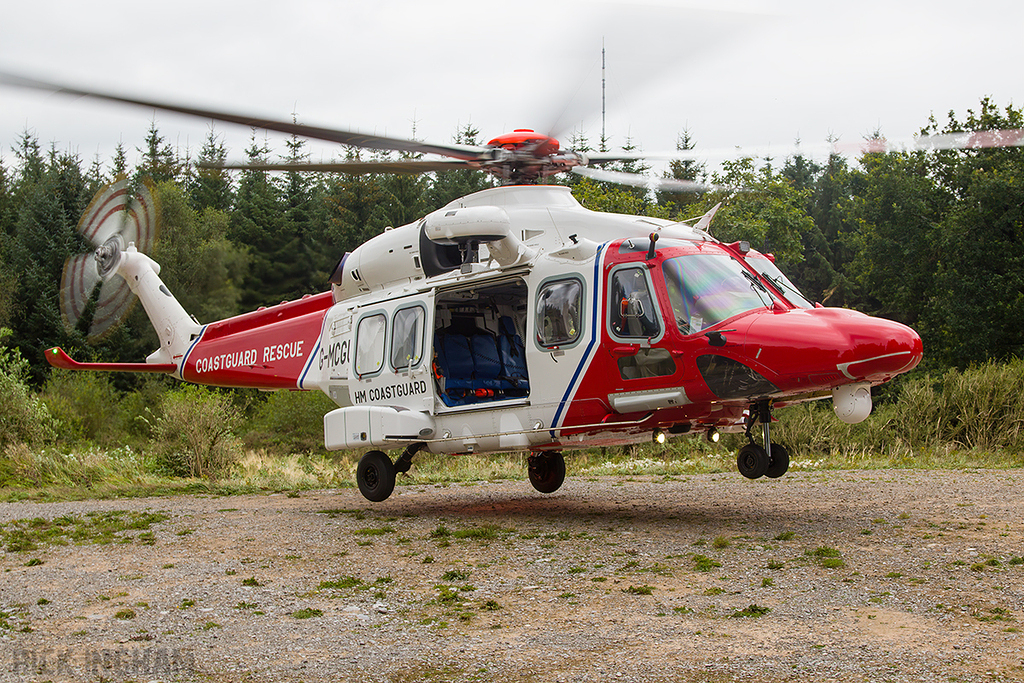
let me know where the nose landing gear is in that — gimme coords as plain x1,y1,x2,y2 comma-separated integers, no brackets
737,399,790,480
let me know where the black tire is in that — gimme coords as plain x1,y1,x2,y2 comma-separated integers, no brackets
737,443,769,480
356,450,396,502
765,443,790,479
528,452,566,493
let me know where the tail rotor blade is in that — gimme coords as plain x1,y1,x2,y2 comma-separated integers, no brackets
61,177,160,341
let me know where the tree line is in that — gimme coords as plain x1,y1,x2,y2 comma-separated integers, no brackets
1,99,1021,390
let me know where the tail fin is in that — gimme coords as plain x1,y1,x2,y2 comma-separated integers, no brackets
116,243,201,367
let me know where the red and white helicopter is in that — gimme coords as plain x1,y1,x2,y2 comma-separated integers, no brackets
10,73,1018,503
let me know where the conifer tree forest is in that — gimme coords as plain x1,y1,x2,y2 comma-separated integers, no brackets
0,99,1021,443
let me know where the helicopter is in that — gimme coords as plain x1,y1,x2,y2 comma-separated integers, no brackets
12,70,1001,504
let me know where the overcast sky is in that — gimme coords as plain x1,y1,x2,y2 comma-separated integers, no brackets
1,0,1020,176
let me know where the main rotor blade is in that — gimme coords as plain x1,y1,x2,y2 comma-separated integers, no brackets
571,166,743,194
834,129,1024,154
203,159,479,174
0,70,491,161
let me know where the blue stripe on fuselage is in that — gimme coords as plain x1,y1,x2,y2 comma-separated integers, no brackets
178,325,208,380
549,243,606,436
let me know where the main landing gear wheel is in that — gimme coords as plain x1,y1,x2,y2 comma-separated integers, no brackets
737,442,790,480
528,451,566,494
737,399,792,480
765,443,790,479
357,450,396,502
737,444,770,480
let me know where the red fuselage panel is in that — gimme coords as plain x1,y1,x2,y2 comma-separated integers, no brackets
180,292,332,389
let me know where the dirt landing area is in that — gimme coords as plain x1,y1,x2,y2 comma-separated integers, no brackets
1,469,1023,682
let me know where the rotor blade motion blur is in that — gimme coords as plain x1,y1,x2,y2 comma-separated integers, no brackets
0,71,490,161
203,159,478,175
571,166,744,194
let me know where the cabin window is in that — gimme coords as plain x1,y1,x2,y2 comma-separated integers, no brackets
355,313,387,377
608,266,661,339
391,305,425,371
536,278,582,348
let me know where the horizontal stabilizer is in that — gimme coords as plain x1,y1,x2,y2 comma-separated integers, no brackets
45,347,176,374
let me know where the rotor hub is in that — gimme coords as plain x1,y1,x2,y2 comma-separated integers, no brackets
94,234,125,280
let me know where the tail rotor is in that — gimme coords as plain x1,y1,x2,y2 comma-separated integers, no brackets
60,177,158,340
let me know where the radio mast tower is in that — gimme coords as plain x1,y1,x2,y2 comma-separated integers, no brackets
601,38,607,151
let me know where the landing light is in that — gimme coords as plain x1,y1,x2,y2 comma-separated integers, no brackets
653,428,667,445
706,427,720,444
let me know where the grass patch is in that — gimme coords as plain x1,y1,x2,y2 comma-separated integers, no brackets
731,604,772,618
806,546,846,569
5,360,1024,504
318,576,367,590
292,608,323,619
0,511,168,552
435,585,461,605
693,554,722,572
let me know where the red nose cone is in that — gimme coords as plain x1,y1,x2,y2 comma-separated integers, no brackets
835,313,923,381
744,308,922,389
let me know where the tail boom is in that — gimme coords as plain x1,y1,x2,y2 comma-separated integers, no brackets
178,292,332,390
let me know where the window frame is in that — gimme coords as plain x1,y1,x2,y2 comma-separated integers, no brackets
534,275,586,350
389,304,426,372
606,264,664,344
354,311,388,379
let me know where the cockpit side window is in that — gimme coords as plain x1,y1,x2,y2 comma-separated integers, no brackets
609,266,661,339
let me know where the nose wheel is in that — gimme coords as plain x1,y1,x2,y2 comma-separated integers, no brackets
737,400,790,480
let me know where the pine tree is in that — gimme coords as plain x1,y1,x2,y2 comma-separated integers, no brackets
189,127,234,212
136,121,181,184
4,140,93,384
111,142,128,180
657,129,707,213
424,124,495,208
153,182,248,323
229,133,305,307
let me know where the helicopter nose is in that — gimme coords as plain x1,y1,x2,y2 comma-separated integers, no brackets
743,308,922,386
832,310,923,380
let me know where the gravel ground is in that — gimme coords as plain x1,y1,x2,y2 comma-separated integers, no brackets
1,469,1023,683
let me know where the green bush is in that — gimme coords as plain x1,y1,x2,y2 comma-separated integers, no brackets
773,359,1024,459
241,389,336,454
40,370,121,446
152,384,243,479
0,329,57,449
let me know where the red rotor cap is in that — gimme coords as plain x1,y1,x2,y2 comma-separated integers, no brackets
486,130,560,157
